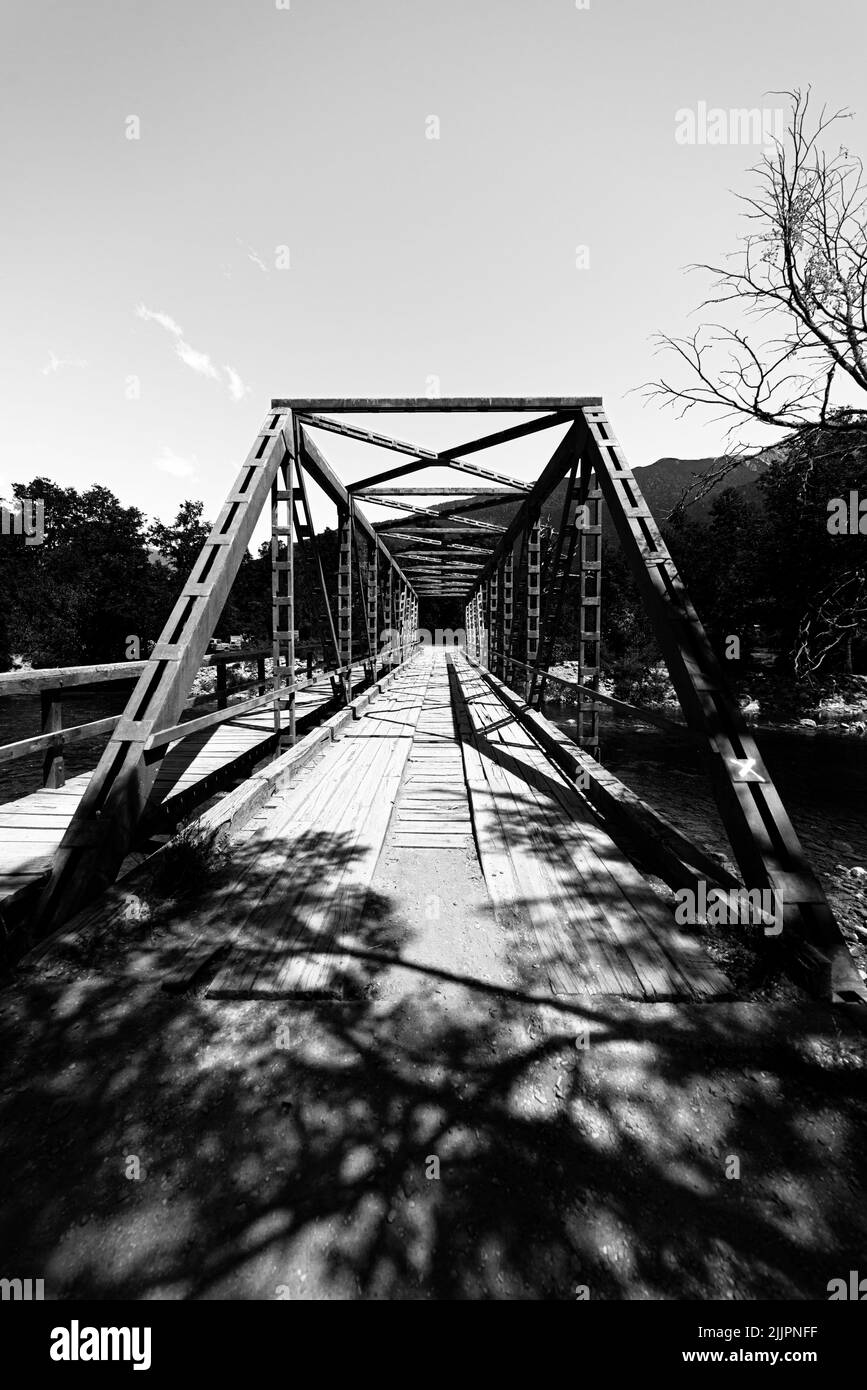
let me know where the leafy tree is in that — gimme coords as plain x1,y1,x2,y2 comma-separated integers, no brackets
4,479,156,666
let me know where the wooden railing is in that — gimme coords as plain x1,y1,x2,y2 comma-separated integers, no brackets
0,635,417,791
0,644,314,790
477,644,704,742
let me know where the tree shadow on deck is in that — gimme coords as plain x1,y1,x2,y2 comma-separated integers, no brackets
0,811,865,1301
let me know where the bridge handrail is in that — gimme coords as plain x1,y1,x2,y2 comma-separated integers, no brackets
0,643,333,696
483,645,703,742
0,638,416,784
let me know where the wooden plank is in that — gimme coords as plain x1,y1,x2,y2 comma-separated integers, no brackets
392,834,471,848
451,653,728,1000
214,666,430,997
206,682,421,997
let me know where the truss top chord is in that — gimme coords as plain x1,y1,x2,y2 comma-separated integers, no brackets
274,396,604,412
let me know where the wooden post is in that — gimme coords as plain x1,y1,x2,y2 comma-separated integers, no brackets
271,439,296,748
387,561,395,667
338,505,353,704
256,654,266,695
526,519,540,699
576,466,602,755
502,548,514,687
285,454,296,745
41,689,64,788
216,658,228,710
488,569,498,673
271,461,282,736
367,540,378,680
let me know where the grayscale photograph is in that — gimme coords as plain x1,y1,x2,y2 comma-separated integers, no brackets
0,0,865,1357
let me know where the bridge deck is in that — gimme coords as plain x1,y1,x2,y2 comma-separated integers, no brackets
192,648,729,1002
0,664,369,913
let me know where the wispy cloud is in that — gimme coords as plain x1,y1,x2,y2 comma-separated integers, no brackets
225,365,251,401
176,340,220,380
154,446,198,478
136,303,251,400
237,239,268,273
135,304,184,336
42,350,88,375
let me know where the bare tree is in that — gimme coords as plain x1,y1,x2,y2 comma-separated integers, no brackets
646,88,867,503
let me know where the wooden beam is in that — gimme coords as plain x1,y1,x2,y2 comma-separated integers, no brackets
342,418,576,495
33,413,293,934
502,548,514,685
338,506,353,704
525,521,540,698
376,524,500,536
274,397,602,412
360,487,508,497
298,428,414,592
478,419,586,584
40,690,64,788
295,438,342,670
354,494,506,532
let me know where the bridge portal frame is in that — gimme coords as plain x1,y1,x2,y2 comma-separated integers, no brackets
31,396,867,1003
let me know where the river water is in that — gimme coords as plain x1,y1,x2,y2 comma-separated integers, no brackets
544,702,867,884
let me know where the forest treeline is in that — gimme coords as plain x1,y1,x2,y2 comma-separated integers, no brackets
0,482,345,671
557,426,867,702
1,425,864,704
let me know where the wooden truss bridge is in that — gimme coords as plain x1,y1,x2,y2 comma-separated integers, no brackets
1,398,863,1005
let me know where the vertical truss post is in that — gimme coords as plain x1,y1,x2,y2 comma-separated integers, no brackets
487,569,498,673
397,580,407,662
531,453,580,708
478,584,487,665
525,518,540,699
576,460,602,756
354,528,373,684
502,547,514,687
385,559,395,667
509,527,528,684
367,541,379,680
338,504,353,705
271,448,296,749
294,437,342,681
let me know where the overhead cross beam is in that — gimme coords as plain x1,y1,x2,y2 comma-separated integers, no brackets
354,494,506,532
329,416,572,494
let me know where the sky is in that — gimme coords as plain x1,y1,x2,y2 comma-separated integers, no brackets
2,0,866,545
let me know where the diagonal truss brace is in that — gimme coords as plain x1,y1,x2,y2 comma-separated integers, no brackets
33,412,293,933
579,406,865,1003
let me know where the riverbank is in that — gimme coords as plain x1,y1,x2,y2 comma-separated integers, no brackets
547,663,867,738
